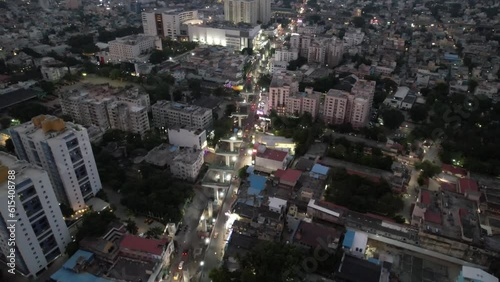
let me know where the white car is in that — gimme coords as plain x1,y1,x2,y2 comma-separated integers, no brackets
178,261,184,270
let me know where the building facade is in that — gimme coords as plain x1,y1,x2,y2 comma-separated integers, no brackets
142,9,199,39
168,126,207,149
0,152,71,278
224,0,271,25
9,116,102,211
108,34,160,62
170,148,204,182
186,22,260,51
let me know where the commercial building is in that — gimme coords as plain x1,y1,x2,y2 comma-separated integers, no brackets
151,101,213,130
59,86,151,135
186,21,261,51
0,152,71,278
9,116,102,211
168,126,207,149
224,0,271,25
108,34,161,62
142,9,199,39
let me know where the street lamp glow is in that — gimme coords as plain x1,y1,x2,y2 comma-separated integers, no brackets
205,238,210,244
225,174,231,181
200,261,204,266
220,192,224,197
201,215,205,220
247,149,253,155
232,156,237,162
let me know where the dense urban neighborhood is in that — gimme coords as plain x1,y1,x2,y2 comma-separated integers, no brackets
0,0,500,282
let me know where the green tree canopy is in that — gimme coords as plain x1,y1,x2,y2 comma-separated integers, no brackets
409,104,428,122
381,109,405,130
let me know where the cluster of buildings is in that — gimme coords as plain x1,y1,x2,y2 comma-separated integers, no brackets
59,85,151,137
266,72,376,129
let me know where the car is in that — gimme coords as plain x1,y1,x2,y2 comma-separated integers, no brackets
178,261,184,270
214,232,219,239
182,249,188,256
173,272,180,281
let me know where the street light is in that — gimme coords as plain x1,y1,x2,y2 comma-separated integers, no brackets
200,261,204,266
205,238,210,244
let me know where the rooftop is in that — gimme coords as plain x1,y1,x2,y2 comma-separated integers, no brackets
292,220,340,249
336,254,381,282
256,147,288,162
119,234,168,256
458,178,479,195
274,169,302,184
442,164,468,177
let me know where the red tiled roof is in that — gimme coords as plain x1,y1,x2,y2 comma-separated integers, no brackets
276,169,302,183
439,181,457,192
459,178,479,195
119,235,168,256
256,148,288,161
442,164,468,177
421,190,431,205
424,210,442,224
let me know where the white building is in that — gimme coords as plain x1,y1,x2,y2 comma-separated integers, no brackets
108,34,161,62
142,9,199,39
224,0,271,25
40,57,78,82
0,152,71,278
273,48,299,62
186,22,261,51
343,28,365,47
170,148,204,182
168,126,207,149
151,101,213,130
59,86,151,135
9,116,102,211
270,61,289,74
254,145,289,173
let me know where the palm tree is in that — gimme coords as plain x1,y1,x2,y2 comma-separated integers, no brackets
125,218,138,235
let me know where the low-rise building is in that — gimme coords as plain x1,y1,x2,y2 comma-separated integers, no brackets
254,144,289,173
167,126,207,149
152,101,213,130
108,34,161,63
144,144,204,181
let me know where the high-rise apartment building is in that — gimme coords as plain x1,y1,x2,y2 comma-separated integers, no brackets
59,86,151,136
224,0,271,25
142,9,199,39
268,72,300,115
323,89,348,125
9,116,102,211
0,152,71,277
322,79,376,128
285,87,321,118
151,101,213,130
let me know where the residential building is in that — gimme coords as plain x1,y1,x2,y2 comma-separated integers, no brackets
142,9,199,39
108,34,161,62
323,89,349,125
267,72,300,115
170,148,204,182
290,33,300,49
186,21,261,51
0,152,71,278
59,86,151,135
144,144,204,181
343,28,365,47
254,144,289,173
224,0,271,25
168,126,207,149
107,101,150,137
9,115,102,211
456,266,499,282
151,101,213,130
285,87,321,118
273,48,299,62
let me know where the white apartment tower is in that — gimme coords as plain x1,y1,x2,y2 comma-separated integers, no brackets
107,102,150,137
0,152,71,278
142,9,199,39
224,0,271,25
9,116,102,211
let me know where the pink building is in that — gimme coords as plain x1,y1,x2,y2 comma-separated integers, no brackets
323,89,348,125
268,73,299,115
285,87,321,118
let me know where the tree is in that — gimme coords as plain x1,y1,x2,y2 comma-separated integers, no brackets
238,165,250,179
287,56,307,70
149,50,167,64
415,160,441,178
125,218,139,235
4,139,15,153
257,74,272,89
0,117,11,129
468,79,478,93
409,104,428,122
109,69,122,80
145,226,163,239
381,109,405,130
352,17,366,28
225,104,236,117
9,103,48,122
